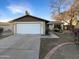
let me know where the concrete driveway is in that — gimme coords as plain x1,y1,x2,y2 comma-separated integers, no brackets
0,35,40,59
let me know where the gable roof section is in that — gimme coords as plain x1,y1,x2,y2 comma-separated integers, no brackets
10,15,49,22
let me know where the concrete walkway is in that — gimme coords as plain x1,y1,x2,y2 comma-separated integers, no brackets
41,33,59,38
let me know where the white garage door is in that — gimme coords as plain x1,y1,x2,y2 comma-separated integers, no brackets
16,23,42,34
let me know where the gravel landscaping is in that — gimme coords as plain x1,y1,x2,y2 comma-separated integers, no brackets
0,31,13,39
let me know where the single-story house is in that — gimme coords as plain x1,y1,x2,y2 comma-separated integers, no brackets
10,15,49,35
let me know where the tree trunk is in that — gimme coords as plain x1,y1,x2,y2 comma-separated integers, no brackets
70,18,74,31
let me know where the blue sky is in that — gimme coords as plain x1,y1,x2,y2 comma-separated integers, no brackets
0,0,73,22
0,0,51,22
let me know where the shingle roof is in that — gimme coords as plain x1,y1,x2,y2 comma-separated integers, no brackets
10,15,49,22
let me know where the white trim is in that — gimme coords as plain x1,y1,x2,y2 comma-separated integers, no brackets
14,22,42,24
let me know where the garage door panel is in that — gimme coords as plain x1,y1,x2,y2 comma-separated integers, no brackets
16,24,41,34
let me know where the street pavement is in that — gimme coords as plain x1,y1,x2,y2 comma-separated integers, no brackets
50,44,79,59
0,35,40,59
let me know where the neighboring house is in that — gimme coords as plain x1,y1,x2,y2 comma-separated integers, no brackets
48,21,63,31
0,22,13,32
63,19,78,30
10,15,49,35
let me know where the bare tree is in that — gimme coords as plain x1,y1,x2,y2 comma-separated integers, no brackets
51,0,73,16
65,0,79,29
54,11,71,24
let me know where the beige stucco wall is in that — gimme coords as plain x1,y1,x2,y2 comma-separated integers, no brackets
49,24,54,30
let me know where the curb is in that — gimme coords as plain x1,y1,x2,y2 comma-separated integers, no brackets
44,42,74,59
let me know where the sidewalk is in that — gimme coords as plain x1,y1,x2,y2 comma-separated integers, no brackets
41,32,59,38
